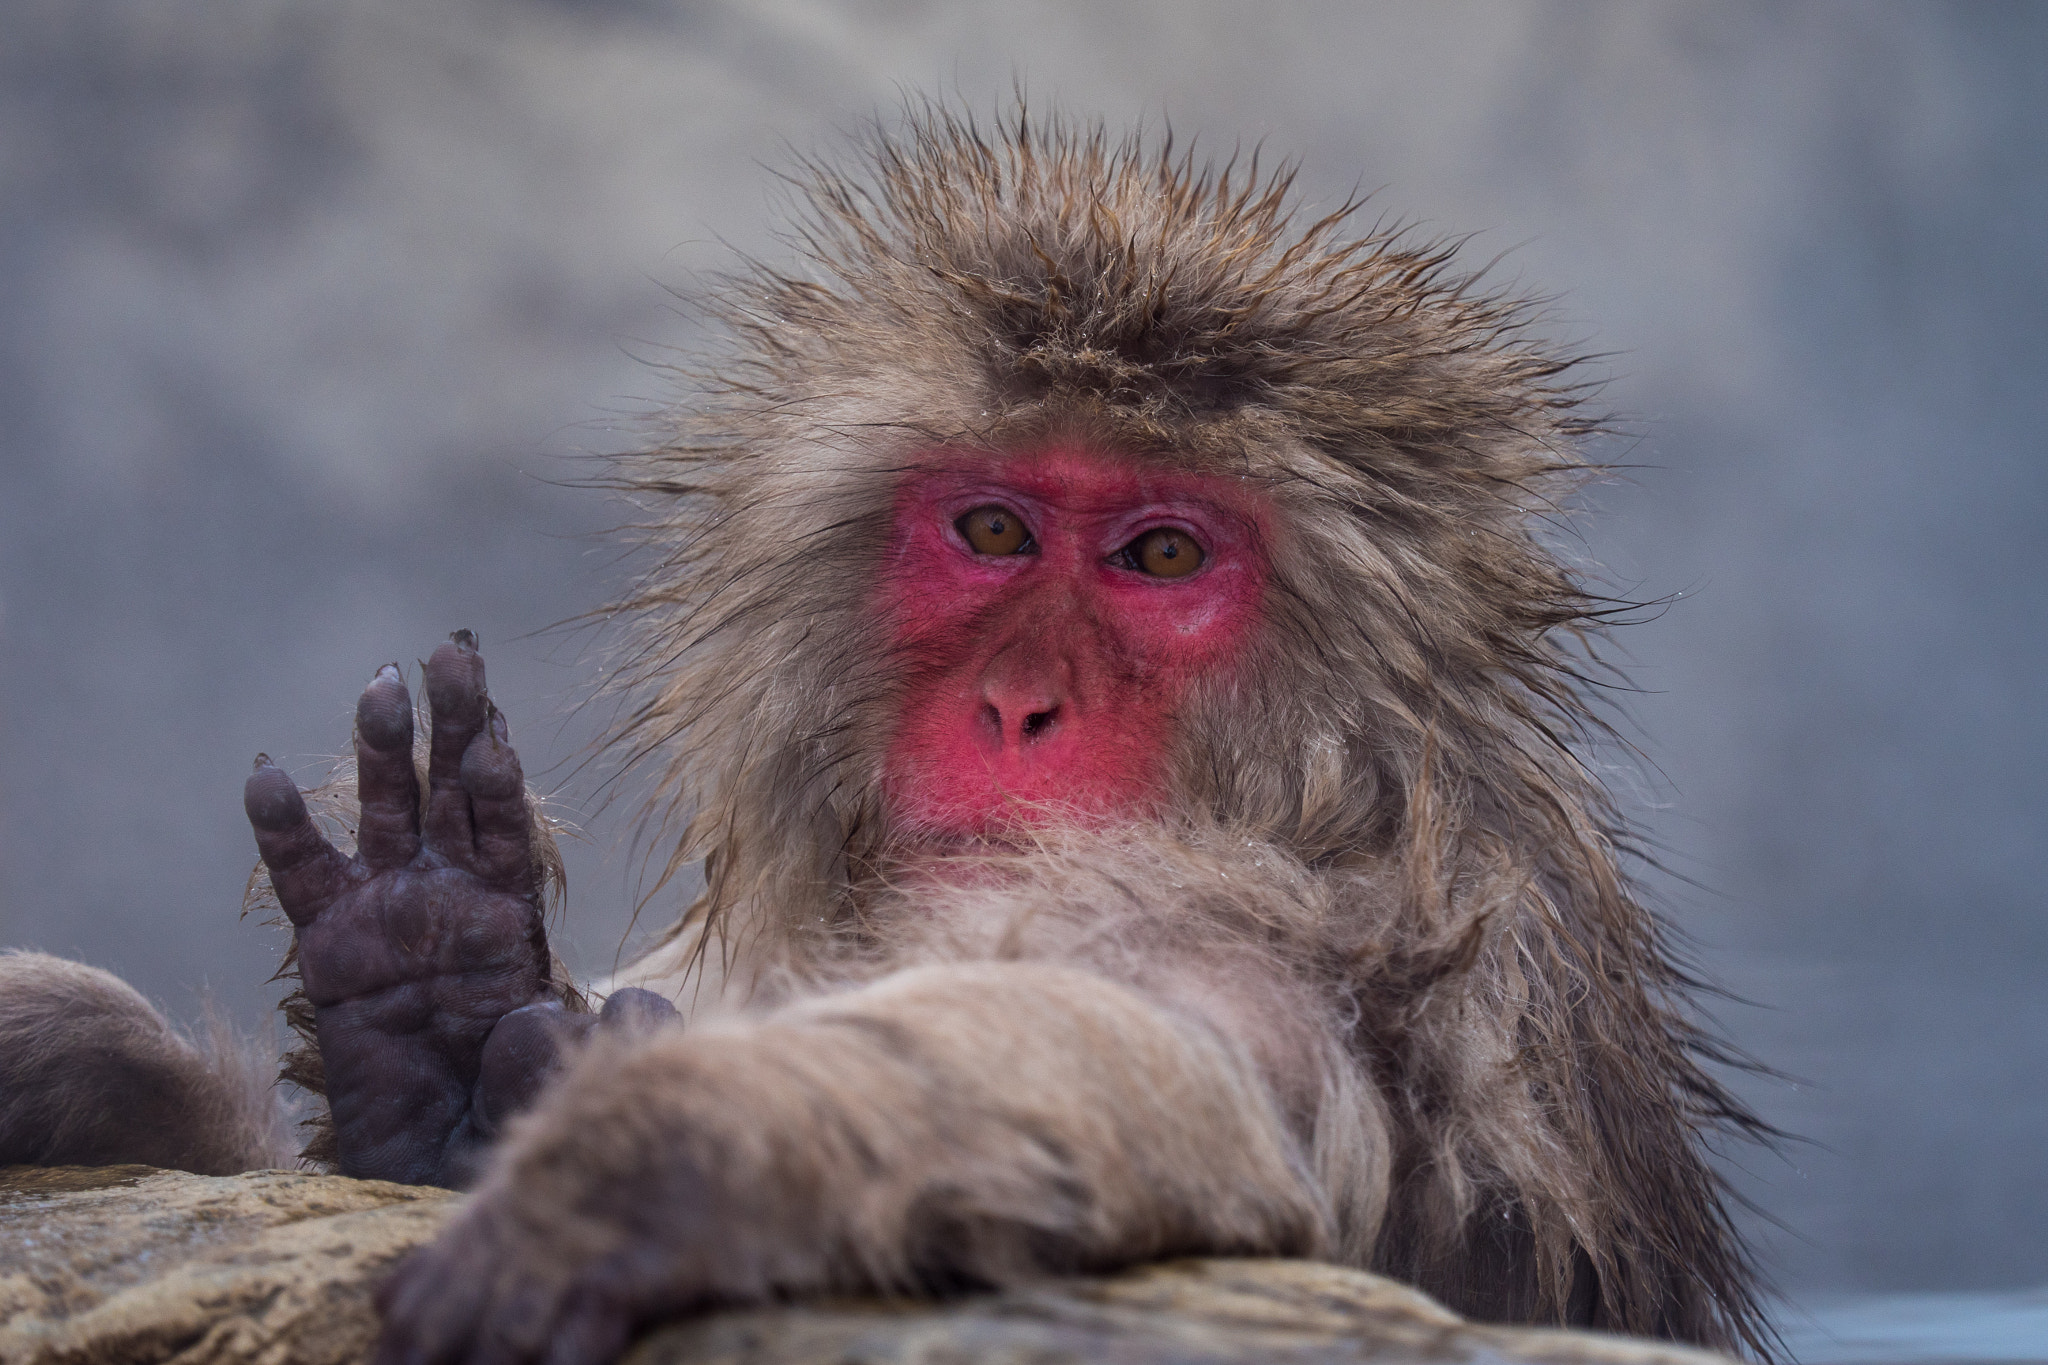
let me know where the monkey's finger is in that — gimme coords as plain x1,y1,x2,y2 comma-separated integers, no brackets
460,705,535,895
538,1290,631,1365
373,1242,490,1365
422,631,487,857
598,986,681,1034
474,1001,595,1138
467,1274,573,1365
244,759,352,927
355,664,421,869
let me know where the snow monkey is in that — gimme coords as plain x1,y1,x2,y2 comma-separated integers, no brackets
0,112,1773,1363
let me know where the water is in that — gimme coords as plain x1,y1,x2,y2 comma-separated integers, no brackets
1778,1288,2048,1364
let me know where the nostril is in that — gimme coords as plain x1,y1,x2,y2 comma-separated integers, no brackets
1021,708,1058,741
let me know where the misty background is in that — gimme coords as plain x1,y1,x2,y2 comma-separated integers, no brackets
3,0,2044,1345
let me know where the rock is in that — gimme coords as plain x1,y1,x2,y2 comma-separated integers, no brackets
625,1260,1738,1365
0,1166,454,1364
1,1168,1736,1365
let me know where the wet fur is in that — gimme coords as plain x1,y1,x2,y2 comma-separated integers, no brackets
0,950,295,1174
587,109,1770,1353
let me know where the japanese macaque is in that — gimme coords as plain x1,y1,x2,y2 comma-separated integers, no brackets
0,112,1774,1363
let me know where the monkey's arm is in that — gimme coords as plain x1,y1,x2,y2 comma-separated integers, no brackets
373,960,1333,1365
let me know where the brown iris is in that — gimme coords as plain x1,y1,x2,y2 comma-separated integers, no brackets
1129,527,1204,578
958,505,1031,555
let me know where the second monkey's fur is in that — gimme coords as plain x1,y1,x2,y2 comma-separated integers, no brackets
588,110,1771,1354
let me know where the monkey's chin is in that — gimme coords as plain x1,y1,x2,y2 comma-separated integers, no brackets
879,794,1159,859
870,810,1187,908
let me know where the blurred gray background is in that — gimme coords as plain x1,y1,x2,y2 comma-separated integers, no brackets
3,0,2043,1330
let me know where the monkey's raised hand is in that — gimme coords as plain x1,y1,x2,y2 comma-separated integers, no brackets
244,633,568,1188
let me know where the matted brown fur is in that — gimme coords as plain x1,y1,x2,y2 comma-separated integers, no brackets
592,108,1772,1355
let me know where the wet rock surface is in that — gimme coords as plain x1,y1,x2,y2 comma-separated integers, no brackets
625,1259,1738,1365
1,1168,1734,1365
0,1166,454,1365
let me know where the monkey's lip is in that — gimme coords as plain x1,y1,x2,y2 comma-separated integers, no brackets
884,823,1050,858
881,798,1157,862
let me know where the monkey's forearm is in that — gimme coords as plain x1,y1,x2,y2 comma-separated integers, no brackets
475,962,1331,1302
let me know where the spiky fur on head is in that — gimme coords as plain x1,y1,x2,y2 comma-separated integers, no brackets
600,108,1770,1354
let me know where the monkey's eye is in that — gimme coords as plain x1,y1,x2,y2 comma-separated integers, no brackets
1121,527,1205,578
957,505,1033,555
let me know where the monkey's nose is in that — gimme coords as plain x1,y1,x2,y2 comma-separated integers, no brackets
980,693,1063,751
978,643,1072,753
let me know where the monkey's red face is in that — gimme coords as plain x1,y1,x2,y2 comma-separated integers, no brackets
880,447,1270,838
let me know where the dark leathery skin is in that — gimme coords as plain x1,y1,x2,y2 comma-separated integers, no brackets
244,635,560,1188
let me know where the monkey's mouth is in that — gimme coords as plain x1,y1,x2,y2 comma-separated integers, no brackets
870,806,1174,900
878,737,1169,844
882,790,1147,852
879,692,1171,842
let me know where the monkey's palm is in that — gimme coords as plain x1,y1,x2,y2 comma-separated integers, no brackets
245,636,553,1188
